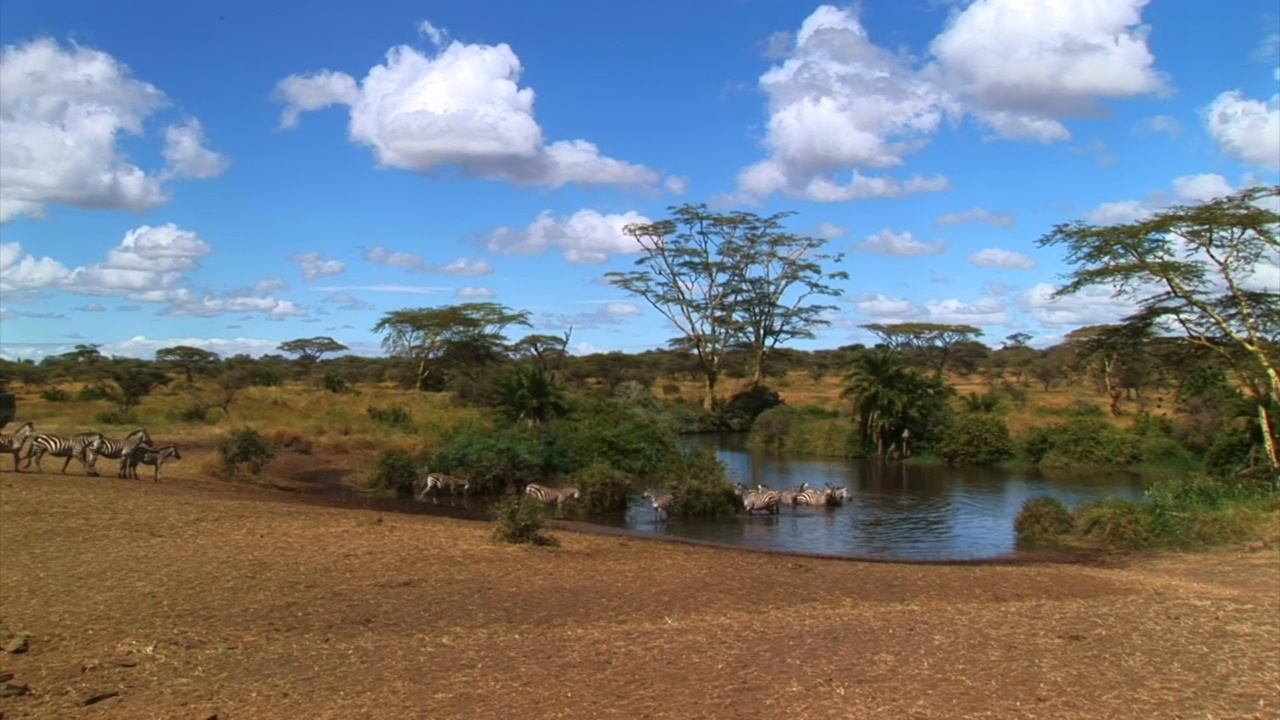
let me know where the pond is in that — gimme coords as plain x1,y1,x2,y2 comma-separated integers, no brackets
592,434,1149,561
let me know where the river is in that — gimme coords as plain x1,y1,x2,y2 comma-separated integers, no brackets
595,434,1148,561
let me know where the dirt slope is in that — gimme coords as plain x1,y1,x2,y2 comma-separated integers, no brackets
1,474,1276,719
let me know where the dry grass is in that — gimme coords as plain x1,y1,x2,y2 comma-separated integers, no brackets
1,473,1277,719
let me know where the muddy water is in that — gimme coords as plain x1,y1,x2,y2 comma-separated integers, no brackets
595,434,1147,561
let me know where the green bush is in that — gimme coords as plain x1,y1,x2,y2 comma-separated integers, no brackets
217,427,277,479
368,449,420,498
491,492,554,545
656,446,738,517
936,413,1015,466
76,385,111,402
721,385,783,432
1019,418,1143,468
1073,497,1149,548
367,404,415,431
746,407,861,457
1013,496,1075,545
570,460,633,514
1203,429,1256,479
94,410,139,426
322,372,349,394
429,430,570,495
39,387,71,402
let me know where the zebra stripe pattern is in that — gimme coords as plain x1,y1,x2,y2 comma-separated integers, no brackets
413,472,469,502
84,428,153,477
792,486,837,507
735,483,781,514
642,488,674,521
24,432,105,475
123,445,181,482
524,483,581,510
0,422,36,471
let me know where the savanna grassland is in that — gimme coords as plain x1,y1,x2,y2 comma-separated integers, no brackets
2,371,1279,719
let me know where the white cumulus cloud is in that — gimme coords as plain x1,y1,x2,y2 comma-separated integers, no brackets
855,229,946,256
436,257,493,276
1205,89,1280,171
290,251,347,281
936,207,1015,227
485,209,651,264
362,245,425,271
970,247,1036,269
273,28,659,189
0,38,226,222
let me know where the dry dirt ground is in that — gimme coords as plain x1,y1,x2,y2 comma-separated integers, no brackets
0,472,1277,720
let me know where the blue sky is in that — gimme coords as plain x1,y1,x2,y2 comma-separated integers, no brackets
1,0,1277,360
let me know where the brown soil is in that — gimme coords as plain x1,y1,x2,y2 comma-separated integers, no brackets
1,471,1277,720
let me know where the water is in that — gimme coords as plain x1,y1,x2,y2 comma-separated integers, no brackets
594,434,1148,561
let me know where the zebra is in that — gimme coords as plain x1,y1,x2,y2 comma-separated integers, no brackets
731,482,779,515
779,482,810,507
792,486,838,507
122,444,181,482
641,488,674,521
413,472,469,503
83,428,152,478
524,483,581,511
23,432,105,475
0,422,35,471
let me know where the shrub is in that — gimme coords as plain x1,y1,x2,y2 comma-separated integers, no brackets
491,492,554,545
322,372,349,394
1203,429,1256,479
367,404,415,432
429,430,569,495
936,413,1015,466
39,387,71,402
1073,498,1149,548
721,385,783,432
368,449,419,498
1019,418,1143,468
94,410,139,426
570,460,632,514
1013,497,1074,545
746,407,860,457
661,383,681,397
217,427,277,479
656,446,738,517
75,385,110,402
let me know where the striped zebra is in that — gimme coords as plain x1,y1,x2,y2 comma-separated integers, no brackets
0,422,36,471
23,432,105,475
83,428,152,478
524,483,581,511
779,483,810,507
413,472,469,502
641,488,674,521
792,486,837,507
122,445,181,482
734,483,781,515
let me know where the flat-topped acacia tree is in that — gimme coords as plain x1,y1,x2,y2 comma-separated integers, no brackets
860,323,985,381
372,303,531,391
277,337,349,363
1038,184,1280,474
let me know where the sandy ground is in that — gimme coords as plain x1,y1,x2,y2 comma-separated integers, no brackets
0,472,1277,720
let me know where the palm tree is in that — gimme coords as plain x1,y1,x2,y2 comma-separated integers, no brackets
842,349,950,458
496,365,571,427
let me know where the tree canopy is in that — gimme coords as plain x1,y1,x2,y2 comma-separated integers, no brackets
278,337,349,362
861,323,985,380
372,303,531,391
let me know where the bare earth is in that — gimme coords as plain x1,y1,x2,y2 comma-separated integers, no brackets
1,473,1277,720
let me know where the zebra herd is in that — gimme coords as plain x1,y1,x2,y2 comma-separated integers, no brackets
732,482,852,516
0,422,182,482
409,470,585,514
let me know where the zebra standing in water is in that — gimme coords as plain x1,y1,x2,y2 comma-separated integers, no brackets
122,445,181,482
792,485,838,507
524,483,581,512
413,471,469,503
0,422,35,471
735,483,781,514
641,488,674,521
24,432,105,474
83,428,152,477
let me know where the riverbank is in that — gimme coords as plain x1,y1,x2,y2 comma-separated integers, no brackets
1,473,1276,719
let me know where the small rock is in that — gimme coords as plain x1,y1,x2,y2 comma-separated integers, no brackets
1,637,27,655
0,682,29,698
0,672,11,683
83,690,120,706
110,657,138,668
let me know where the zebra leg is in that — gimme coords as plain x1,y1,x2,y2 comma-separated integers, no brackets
61,454,74,474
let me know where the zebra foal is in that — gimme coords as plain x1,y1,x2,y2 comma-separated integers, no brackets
123,445,181,482
0,422,35,471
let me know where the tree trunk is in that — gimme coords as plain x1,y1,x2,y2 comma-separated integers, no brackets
1257,403,1279,479
750,353,765,387
702,370,718,411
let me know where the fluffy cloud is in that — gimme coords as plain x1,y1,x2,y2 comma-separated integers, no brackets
0,38,226,222
931,0,1166,142
159,291,305,318
854,293,919,320
734,6,955,202
537,302,643,330
485,209,651,264
321,291,374,311
969,247,1036,269
1083,173,1236,224
1135,114,1182,137
456,286,494,298
854,229,946,256
664,176,689,195
815,222,847,239
851,293,1007,326
362,245,425,271
436,257,493,276
1205,89,1280,171
274,26,659,189
289,251,347,281
1018,282,1137,328
936,207,1015,227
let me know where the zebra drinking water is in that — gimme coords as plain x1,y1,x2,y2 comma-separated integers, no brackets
524,483,581,511
23,432,105,474
0,422,35,471
641,488,674,521
123,445,181,482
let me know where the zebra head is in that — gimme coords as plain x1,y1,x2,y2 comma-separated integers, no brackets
126,428,152,445
12,422,34,441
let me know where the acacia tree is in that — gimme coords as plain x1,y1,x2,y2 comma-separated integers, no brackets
1065,323,1153,417
372,303,531,391
861,323,985,380
278,337,348,363
156,346,221,384
607,204,845,408
1039,185,1280,473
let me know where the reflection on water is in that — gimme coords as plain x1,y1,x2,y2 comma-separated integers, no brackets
594,434,1147,561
